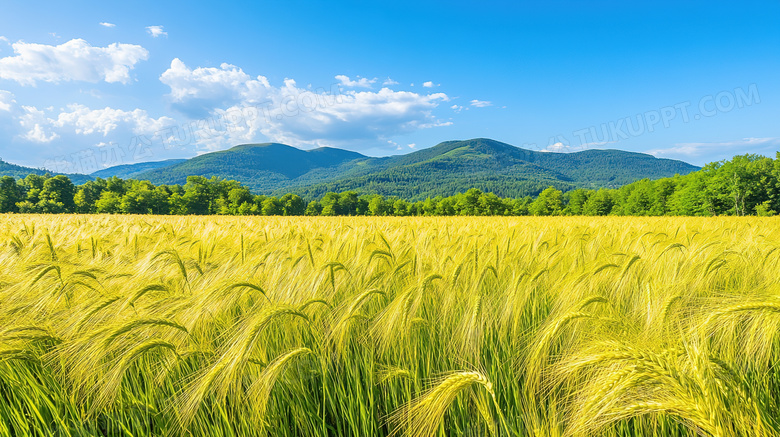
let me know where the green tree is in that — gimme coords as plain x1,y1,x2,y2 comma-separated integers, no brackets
74,179,107,213
280,193,305,216
21,174,47,205
456,188,482,215
95,191,123,214
368,195,391,216
320,193,340,216
338,192,359,216
183,176,214,215
529,187,563,216
261,197,283,215
39,175,76,212
393,199,410,216
304,201,322,216
564,189,591,215
478,192,504,215
0,176,22,213
622,179,654,216
436,197,456,215
121,181,169,214
582,189,614,216
224,187,253,215
510,197,531,216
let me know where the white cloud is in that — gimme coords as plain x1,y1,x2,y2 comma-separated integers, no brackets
53,104,175,136
146,25,167,38
100,22,116,28
0,90,15,112
24,124,59,143
540,142,572,153
0,38,148,86
160,58,272,117
335,75,376,88
0,36,8,44
646,138,780,162
159,59,452,152
451,104,464,113
217,86,451,151
19,106,59,143
382,78,399,86
422,81,436,88
15,103,174,144
470,99,492,108
1,102,180,171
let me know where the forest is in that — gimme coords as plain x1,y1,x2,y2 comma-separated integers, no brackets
0,153,776,217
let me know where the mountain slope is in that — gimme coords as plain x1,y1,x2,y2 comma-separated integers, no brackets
134,143,366,191
131,138,699,200
0,160,92,184
91,159,187,179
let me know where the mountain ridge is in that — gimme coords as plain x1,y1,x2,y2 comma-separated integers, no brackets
0,159,92,184
130,138,700,200
1,138,700,200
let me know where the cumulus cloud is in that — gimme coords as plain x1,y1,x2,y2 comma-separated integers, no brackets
146,26,167,38
215,86,451,152
19,106,59,142
470,99,492,108
423,81,437,88
646,138,780,163
14,104,174,144
159,59,451,152
53,104,175,136
0,38,148,86
0,90,15,112
0,36,8,44
100,22,116,28
382,78,399,86
540,142,572,153
160,58,272,117
335,75,376,88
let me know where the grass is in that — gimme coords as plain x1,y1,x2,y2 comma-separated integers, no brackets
0,215,779,436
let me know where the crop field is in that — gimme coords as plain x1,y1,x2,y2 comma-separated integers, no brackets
1,215,779,436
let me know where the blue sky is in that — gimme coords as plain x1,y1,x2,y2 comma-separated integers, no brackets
0,0,778,172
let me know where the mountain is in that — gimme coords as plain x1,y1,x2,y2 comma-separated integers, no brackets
91,159,187,179
127,138,699,200
0,159,92,184
0,139,700,199
277,139,700,200
132,143,366,192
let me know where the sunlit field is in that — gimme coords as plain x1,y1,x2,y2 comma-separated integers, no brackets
1,215,779,436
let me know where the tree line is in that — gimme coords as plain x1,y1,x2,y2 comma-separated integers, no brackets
0,153,778,216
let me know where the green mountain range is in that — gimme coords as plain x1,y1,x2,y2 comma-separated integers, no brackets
125,138,699,199
1,138,699,200
0,159,92,184
90,159,187,179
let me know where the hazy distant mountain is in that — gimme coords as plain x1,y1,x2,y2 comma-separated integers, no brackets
91,159,187,179
0,159,92,184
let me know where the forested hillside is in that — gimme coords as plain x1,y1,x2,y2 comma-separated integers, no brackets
0,152,774,217
0,160,91,184
126,139,699,199
91,159,187,179
1,139,698,199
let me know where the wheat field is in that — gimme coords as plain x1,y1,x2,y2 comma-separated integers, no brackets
0,215,779,436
